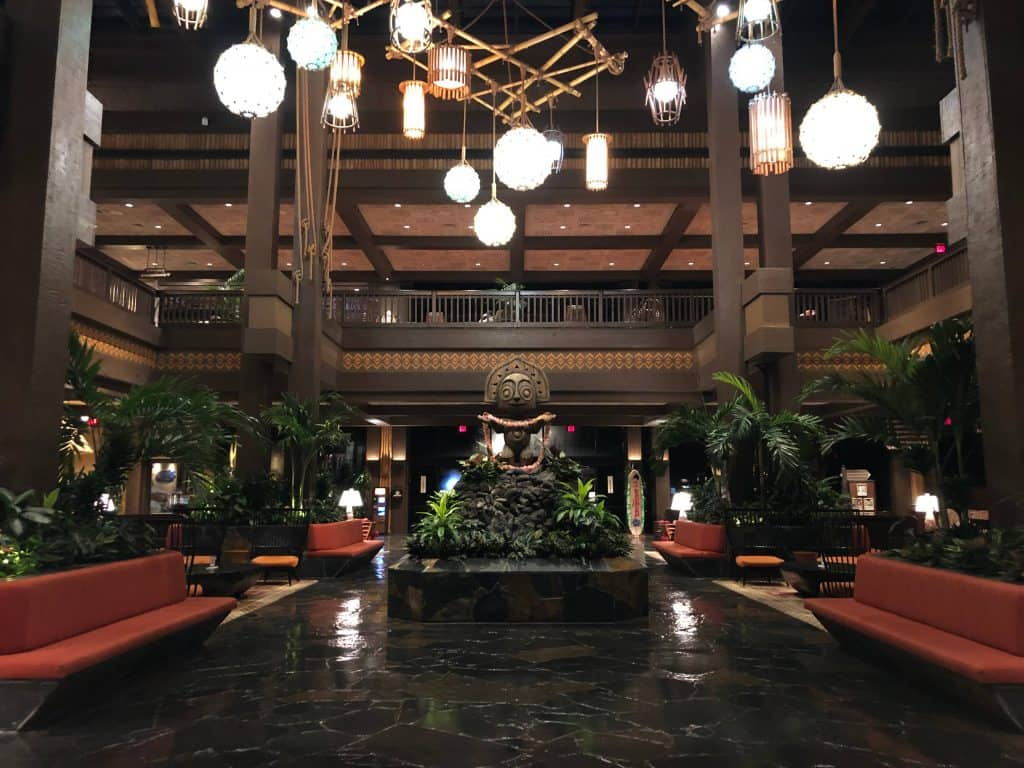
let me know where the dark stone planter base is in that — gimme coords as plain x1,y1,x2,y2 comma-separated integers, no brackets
387,555,649,623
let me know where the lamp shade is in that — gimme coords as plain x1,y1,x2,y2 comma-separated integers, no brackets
428,43,470,100
670,491,692,520
339,488,364,508
329,49,365,97
583,132,610,192
914,493,939,515
749,91,793,175
400,80,426,140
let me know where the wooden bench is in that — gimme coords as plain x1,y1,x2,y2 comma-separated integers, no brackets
301,519,383,577
807,554,1024,731
651,521,728,575
0,551,236,731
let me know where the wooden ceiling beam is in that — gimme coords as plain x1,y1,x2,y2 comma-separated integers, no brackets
157,203,244,269
792,201,879,268
641,202,701,281
335,199,394,280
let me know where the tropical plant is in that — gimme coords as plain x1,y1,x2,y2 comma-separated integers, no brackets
60,332,108,481
408,490,465,556
0,542,37,578
1,488,55,541
258,392,354,509
802,319,979,526
887,527,1024,583
556,478,621,531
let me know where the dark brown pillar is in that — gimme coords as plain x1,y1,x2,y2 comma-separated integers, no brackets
238,27,286,476
707,20,746,402
0,0,92,492
289,69,329,402
751,32,799,410
958,2,1024,527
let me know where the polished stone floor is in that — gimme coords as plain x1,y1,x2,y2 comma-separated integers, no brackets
3,539,1023,767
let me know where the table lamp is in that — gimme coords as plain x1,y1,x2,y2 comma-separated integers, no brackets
670,490,692,520
915,493,939,530
338,488,363,520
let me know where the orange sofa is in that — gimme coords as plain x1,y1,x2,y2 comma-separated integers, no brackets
807,554,1024,731
302,519,383,577
0,551,235,731
652,521,728,575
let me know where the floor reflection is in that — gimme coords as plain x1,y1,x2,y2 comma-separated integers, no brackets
2,537,1022,768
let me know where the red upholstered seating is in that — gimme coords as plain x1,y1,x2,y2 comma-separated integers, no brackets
652,521,727,562
0,551,236,680
304,521,383,574
807,554,1024,686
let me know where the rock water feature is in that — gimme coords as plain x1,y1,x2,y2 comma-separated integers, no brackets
388,357,649,622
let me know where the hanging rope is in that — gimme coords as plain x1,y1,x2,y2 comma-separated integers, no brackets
460,95,469,163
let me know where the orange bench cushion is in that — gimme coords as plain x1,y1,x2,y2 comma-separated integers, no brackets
652,541,726,560
675,521,727,554
305,540,383,559
251,555,299,568
0,596,236,680
306,520,365,552
0,551,187,655
855,555,1024,657
735,555,785,568
807,597,1024,685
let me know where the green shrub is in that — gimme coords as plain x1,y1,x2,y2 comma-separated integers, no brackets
886,527,1024,582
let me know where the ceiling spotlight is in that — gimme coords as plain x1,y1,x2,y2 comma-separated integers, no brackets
905,200,914,205
563,203,571,208
874,223,882,228
403,224,411,229
553,262,560,266
394,203,402,208
269,7,283,19
879,260,887,265
609,261,616,266
624,224,631,229
225,202,233,207
824,260,831,265
124,202,134,208
804,201,813,206
688,261,694,266
942,221,949,227
559,225,567,230
475,262,481,267
154,225,162,229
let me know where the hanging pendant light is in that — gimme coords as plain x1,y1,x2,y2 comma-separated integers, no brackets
749,91,793,175
729,42,775,93
445,98,480,203
799,0,880,169
737,0,780,43
542,101,564,174
173,0,207,30
322,25,363,132
428,37,470,100
287,3,339,72
390,0,433,54
475,88,516,247
644,0,687,126
493,70,551,191
584,65,610,192
400,79,427,140
214,5,287,119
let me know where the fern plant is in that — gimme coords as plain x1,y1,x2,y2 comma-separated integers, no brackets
409,491,466,557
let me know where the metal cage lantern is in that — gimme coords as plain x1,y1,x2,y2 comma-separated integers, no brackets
737,0,781,43
390,0,434,54
542,128,564,174
428,42,470,100
644,53,687,126
173,0,208,30
749,91,793,175
322,85,360,132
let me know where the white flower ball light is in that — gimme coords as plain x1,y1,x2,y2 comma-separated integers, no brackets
493,126,551,191
474,199,516,247
728,43,775,94
287,14,338,71
799,87,881,169
214,42,287,118
444,162,480,204
742,0,773,24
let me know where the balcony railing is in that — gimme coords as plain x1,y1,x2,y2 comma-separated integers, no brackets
883,248,969,319
157,292,243,326
73,253,155,319
330,290,713,328
794,289,883,327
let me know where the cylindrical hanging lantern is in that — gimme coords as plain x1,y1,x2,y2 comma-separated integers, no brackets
583,132,610,192
737,0,780,43
323,85,360,132
749,91,793,176
329,49,364,97
400,80,426,140
173,0,208,30
644,53,687,126
428,43,470,100
543,128,564,174
390,0,433,54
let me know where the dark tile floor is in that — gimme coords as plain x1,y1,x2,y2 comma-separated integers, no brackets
3,540,1023,767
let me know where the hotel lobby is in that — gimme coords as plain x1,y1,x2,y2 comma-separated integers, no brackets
1,0,1023,765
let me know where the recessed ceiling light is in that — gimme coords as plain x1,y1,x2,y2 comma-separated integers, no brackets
206,262,213,267
553,262,560,266
804,201,813,206
744,261,750,266
394,203,402,208
224,203,233,207
286,261,292,266
464,204,471,208
563,203,571,208
559,225,567,230
341,261,348,266
608,261,616,266
716,3,730,17
386,277,391,281
124,202,134,208
468,225,474,230
354,287,360,292
269,6,282,18
824,260,831,265
879,260,887,265
905,200,914,205
874,223,882,228
688,261,694,266
942,221,949,227
624,225,631,230
154,224,162,229
475,262,481,267
403,224,411,229
633,203,641,208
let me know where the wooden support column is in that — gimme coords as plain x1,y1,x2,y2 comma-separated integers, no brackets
749,32,799,409
957,1,1024,527
706,19,746,401
238,27,288,476
0,0,93,492
289,69,329,402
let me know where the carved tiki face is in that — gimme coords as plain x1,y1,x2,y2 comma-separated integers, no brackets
497,372,536,414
